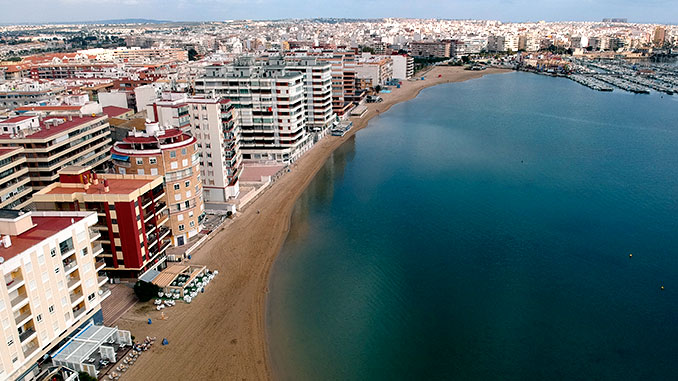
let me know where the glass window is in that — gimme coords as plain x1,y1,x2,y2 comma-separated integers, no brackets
178,224,185,231
170,151,176,158
136,158,144,165
174,184,180,190
150,158,157,165
181,148,187,155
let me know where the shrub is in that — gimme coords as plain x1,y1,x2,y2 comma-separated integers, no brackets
133,281,160,302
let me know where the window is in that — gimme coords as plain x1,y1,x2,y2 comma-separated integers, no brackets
46,289,52,299
7,339,13,346
136,158,144,165
170,150,176,158
184,201,190,208
49,305,55,314
173,184,180,191
178,224,185,231
189,221,195,227
62,296,68,306
150,158,157,165
2,318,8,328
38,253,45,264
109,204,116,210
81,248,88,257
24,261,32,272
181,148,187,155
64,312,70,321
54,267,60,274
36,314,42,323
138,169,145,175
29,280,37,290
59,238,74,255
151,168,158,175
50,248,57,257
58,280,64,290
42,271,49,283
88,293,96,301
184,181,190,188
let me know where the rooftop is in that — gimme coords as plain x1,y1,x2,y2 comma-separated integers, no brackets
0,214,84,262
102,106,133,118
0,115,36,124
0,115,105,141
42,178,156,197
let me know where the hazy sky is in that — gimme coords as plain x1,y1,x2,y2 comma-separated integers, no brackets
1,0,676,24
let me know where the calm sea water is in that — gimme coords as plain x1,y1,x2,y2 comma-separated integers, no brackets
267,72,678,380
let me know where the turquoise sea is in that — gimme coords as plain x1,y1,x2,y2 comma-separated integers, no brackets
267,72,678,380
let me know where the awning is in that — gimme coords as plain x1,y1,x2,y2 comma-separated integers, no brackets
111,154,129,161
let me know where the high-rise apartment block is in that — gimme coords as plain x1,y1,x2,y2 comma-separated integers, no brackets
33,167,170,280
145,94,242,201
0,115,112,197
0,209,107,380
0,147,32,211
196,57,313,163
111,123,203,246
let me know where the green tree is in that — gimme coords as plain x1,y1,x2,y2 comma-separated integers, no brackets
188,48,199,61
133,281,160,302
79,372,97,381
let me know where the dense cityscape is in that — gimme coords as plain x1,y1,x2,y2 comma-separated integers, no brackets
0,16,676,381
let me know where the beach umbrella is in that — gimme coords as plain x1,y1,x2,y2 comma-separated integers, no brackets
162,338,169,345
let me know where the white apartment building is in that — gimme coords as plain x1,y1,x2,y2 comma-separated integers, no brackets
355,54,393,87
196,57,312,163
283,58,336,139
0,210,108,381
390,55,414,80
146,94,243,202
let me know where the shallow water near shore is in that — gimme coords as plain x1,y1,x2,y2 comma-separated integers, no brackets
267,72,678,380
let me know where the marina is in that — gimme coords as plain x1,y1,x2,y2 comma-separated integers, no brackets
566,58,678,94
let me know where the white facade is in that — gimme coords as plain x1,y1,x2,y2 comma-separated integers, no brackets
0,210,107,381
391,55,414,80
97,92,128,109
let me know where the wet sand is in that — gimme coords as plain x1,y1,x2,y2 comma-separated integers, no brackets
116,66,509,380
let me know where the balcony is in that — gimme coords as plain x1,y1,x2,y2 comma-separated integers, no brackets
14,310,32,327
10,289,29,311
99,286,112,302
19,328,36,343
63,261,78,275
72,307,85,320
89,228,101,241
5,272,25,294
97,275,108,287
69,289,84,306
22,339,39,359
92,244,104,256
95,259,106,272
67,276,81,290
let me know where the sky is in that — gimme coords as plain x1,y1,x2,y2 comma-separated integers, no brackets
0,0,676,25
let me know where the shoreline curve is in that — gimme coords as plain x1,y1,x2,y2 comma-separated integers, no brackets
115,66,510,381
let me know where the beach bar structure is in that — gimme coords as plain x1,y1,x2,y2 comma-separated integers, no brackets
151,264,207,297
51,321,132,379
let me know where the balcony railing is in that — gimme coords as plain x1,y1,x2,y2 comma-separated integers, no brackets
19,328,36,343
14,310,32,326
63,261,77,274
72,308,85,320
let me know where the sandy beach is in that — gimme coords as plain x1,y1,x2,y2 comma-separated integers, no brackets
116,66,508,381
